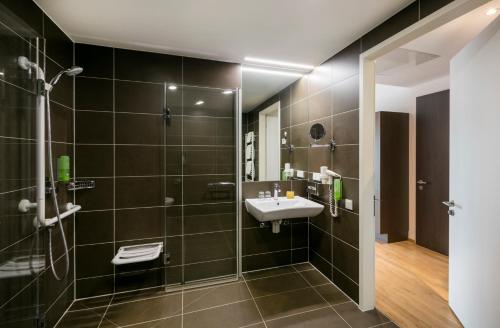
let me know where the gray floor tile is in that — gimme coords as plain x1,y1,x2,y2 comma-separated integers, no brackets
122,315,182,327
292,262,314,272
246,272,309,297
183,300,262,328
56,308,106,328
333,302,390,328
243,266,295,280
69,295,112,311
254,287,327,321
183,281,251,313
102,293,182,326
266,307,350,328
314,284,349,305
111,288,168,305
300,269,330,286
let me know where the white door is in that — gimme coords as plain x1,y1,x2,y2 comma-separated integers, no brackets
449,17,500,327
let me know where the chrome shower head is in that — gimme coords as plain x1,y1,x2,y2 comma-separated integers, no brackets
66,66,83,76
49,66,83,86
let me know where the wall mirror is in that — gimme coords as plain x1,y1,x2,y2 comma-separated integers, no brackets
241,67,303,182
309,123,326,142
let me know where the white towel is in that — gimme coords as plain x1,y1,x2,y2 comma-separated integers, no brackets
246,131,254,144
245,161,254,181
245,144,254,161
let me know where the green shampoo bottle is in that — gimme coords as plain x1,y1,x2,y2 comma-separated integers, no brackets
58,155,70,182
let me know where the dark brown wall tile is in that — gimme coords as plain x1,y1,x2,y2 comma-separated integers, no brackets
309,88,332,121
332,238,359,282
342,178,359,213
184,203,236,234
420,0,453,18
115,48,182,83
115,207,164,241
183,57,241,89
0,0,43,39
184,258,236,281
75,43,113,78
50,103,73,143
75,111,113,144
43,14,72,68
291,99,308,126
243,250,291,272
46,58,73,108
309,62,333,95
291,77,309,104
183,175,235,205
361,2,419,52
331,145,359,179
332,76,359,115
309,250,332,280
76,276,114,298
243,225,291,256
184,231,235,263
115,113,163,145
292,223,308,249
332,109,359,144
331,40,361,84
115,176,164,208
115,80,163,114
76,177,114,211
75,77,113,111
115,145,162,176
309,224,331,261
75,145,114,177
76,243,114,278
75,210,114,245
0,24,36,90
333,209,359,248
115,268,164,292
310,206,332,235
292,248,308,263
332,266,358,302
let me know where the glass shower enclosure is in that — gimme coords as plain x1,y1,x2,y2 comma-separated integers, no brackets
163,84,240,287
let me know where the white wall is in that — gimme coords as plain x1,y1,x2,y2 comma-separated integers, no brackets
376,77,449,240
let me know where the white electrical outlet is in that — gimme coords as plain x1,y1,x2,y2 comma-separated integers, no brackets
345,199,353,210
297,170,304,178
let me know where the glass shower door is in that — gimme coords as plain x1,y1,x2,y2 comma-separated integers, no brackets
164,85,239,286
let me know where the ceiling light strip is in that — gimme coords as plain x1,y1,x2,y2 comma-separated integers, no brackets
244,56,314,70
242,66,303,77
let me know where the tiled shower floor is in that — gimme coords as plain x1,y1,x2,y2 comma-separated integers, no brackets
57,263,396,328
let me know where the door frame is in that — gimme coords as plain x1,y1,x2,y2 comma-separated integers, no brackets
358,0,489,311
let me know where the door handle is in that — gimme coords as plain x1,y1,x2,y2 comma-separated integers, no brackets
442,200,455,208
416,179,427,185
442,200,455,216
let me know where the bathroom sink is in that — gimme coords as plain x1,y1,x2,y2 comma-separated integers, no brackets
245,196,324,222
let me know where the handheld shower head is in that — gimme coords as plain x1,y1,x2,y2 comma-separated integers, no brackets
66,66,83,76
49,66,83,86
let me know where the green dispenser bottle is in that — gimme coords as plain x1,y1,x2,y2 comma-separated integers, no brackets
57,155,70,182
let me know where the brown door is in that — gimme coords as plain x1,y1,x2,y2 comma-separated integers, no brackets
416,90,449,255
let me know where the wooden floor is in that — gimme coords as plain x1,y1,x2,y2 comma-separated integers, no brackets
376,240,462,328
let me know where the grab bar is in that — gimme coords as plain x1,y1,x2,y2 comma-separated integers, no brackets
33,202,81,228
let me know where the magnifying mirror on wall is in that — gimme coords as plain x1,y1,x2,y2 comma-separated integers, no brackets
309,123,326,142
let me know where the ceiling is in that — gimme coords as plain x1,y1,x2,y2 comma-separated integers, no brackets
376,0,500,87
35,0,414,111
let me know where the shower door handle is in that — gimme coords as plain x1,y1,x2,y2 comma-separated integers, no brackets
163,107,172,125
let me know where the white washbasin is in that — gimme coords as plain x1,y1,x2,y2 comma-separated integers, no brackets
245,196,324,222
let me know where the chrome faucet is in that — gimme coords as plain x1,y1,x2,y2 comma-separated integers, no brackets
273,183,281,201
